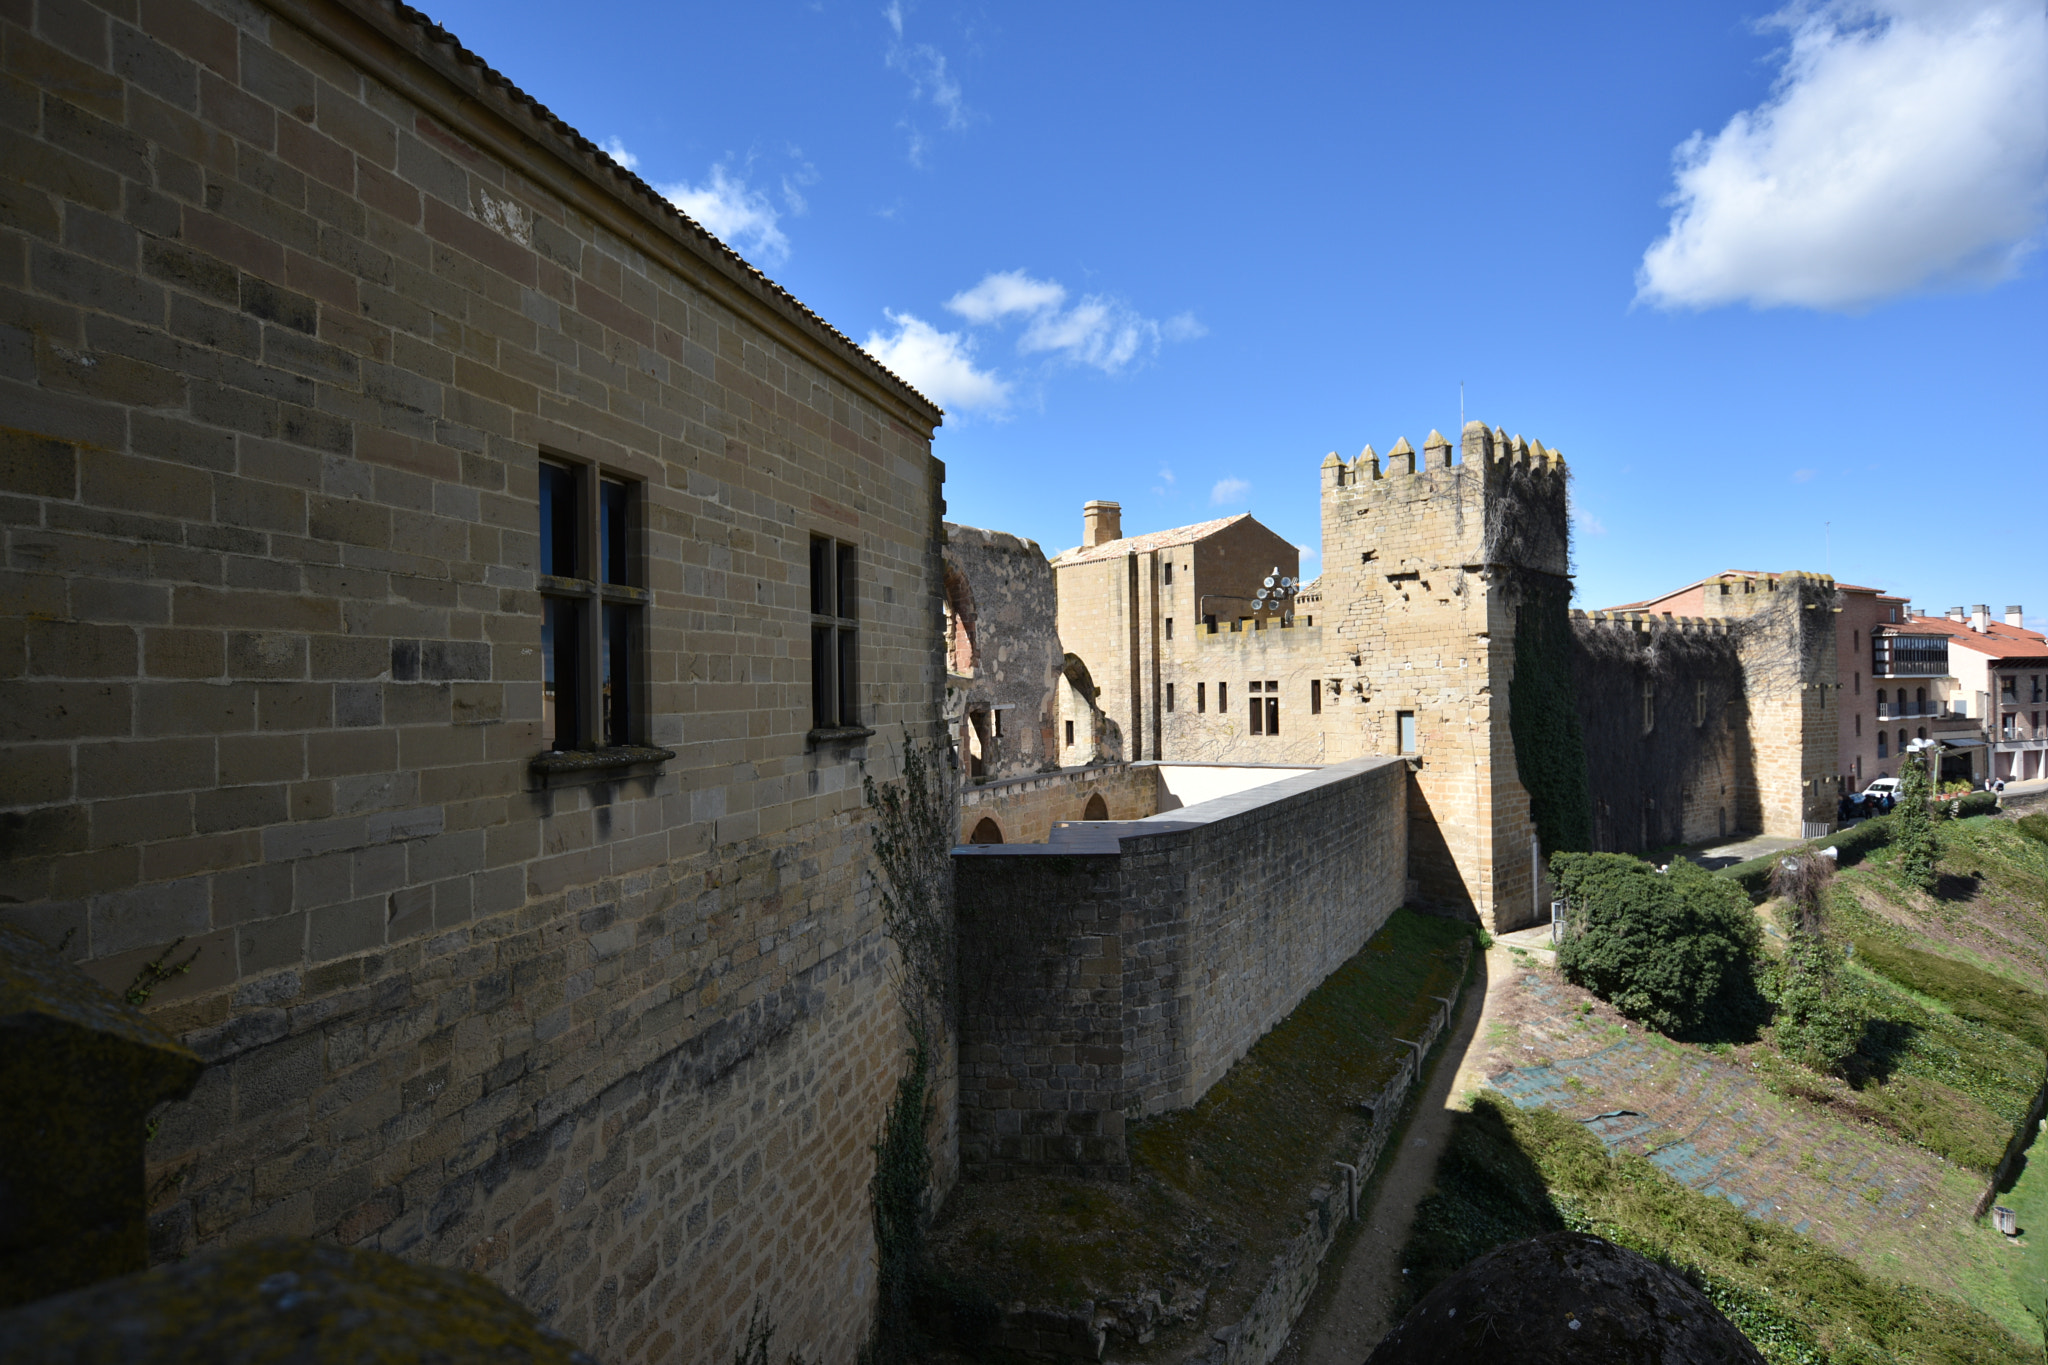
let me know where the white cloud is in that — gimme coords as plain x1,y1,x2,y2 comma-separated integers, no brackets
599,138,639,173
1569,496,1607,537
1792,467,1818,483
1211,477,1250,506
939,270,1202,375
885,4,968,162
946,270,1067,323
1638,0,2048,311
1298,545,1318,560
862,311,1010,413
658,164,789,265
1157,467,1176,486
1019,298,1159,372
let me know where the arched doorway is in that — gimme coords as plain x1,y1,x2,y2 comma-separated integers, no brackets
1082,794,1108,821
968,817,1004,844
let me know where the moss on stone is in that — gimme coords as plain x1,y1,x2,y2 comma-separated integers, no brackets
0,1236,595,1363
929,909,1472,1353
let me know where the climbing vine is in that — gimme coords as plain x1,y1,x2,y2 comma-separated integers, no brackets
860,741,958,1363
1509,580,1593,854
1893,754,1939,893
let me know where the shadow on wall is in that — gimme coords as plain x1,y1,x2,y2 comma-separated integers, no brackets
1405,775,1474,922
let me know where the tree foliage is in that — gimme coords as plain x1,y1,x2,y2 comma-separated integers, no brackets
1765,855,1861,1072
1552,853,1762,1038
1892,755,1939,894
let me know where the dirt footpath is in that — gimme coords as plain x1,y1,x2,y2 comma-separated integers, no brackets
1273,949,1500,1365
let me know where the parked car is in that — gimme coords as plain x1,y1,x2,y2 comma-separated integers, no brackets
1860,778,1903,802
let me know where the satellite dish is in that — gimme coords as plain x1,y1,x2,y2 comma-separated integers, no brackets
1263,576,1276,588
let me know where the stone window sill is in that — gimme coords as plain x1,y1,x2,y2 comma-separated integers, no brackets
807,725,875,748
529,745,676,784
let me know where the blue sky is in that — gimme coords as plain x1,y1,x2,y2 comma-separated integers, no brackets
428,0,2048,625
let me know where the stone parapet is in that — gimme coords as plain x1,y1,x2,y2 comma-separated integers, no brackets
950,757,1407,1178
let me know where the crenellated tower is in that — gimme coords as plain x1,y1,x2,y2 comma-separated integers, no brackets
1315,421,1570,929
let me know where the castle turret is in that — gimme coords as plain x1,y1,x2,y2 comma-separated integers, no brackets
1316,418,1570,930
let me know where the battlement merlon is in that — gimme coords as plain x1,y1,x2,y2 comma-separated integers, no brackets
1571,609,1737,639
1321,420,1569,492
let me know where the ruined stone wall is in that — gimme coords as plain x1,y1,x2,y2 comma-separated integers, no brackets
950,757,1407,1178
943,523,1062,780
0,0,945,1358
955,762,1157,845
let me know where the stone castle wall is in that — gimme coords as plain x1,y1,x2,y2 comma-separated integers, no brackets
1316,425,1569,931
0,0,945,1359
955,762,1158,845
1570,613,1755,850
950,756,1407,1178
1709,573,1841,838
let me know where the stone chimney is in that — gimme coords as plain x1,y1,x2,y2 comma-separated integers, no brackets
1082,500,1122,549
1971,604,1990,633
2007,605,2025,627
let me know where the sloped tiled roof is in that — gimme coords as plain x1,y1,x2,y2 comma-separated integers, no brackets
350,1,939,420
1052,515,1253,567
1898,614,2048,662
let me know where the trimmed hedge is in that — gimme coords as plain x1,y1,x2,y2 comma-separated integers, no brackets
1553,852,1763,1038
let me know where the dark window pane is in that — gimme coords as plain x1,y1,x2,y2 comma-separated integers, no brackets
1197,682,1205,713
601,479,630,585
1310,680,1322,715
1218,682,1227,712
544,597,584,749
603,603,632,745
810,538,831,616
836,543,856,619
1249,696,1263,734
812,624,834,728
1266,697,1279,735
837,625,858,724
540,461,579,578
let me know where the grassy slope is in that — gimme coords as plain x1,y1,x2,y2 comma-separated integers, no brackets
929,909,1471,1336
1398,808,2048,1362
1406,1095,2036,1364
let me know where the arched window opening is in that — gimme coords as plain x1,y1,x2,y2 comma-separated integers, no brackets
968,817,1003,845
1083,794,1109,821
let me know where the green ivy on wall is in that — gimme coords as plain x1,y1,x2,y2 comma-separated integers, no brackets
1510,583,1593,854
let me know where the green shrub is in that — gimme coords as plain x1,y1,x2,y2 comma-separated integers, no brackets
1953,791,2000,818
1894,757,1940,893
2018,813,2048,846
1552,853,1763,1038
1766,855,1862,1072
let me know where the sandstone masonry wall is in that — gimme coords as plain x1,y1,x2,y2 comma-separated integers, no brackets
0,0,945,1359
955,761,1157,846
949,756,1407,1178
